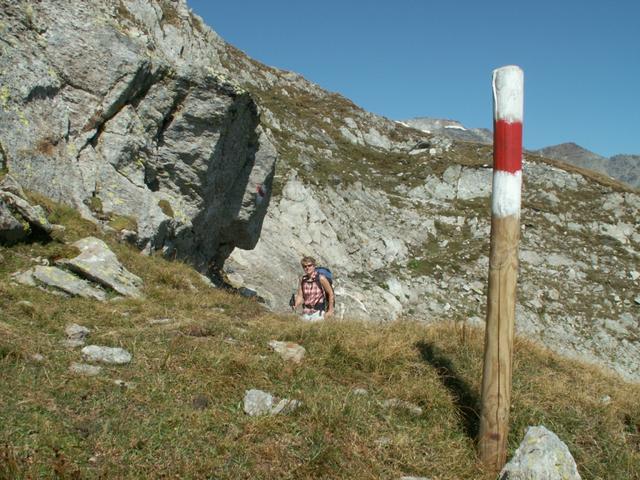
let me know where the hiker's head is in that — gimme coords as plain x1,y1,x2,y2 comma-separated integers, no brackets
300,256,316,272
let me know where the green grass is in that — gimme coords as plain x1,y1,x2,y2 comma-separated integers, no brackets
1,196,639,479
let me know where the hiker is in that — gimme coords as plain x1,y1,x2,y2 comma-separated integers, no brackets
294,256,334,321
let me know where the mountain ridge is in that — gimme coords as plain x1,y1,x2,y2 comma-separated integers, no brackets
402,118,639,189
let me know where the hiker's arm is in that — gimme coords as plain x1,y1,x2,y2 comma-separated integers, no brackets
319,275,334,316
294,281,303,310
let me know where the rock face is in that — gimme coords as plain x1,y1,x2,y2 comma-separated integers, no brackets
0,0,276,271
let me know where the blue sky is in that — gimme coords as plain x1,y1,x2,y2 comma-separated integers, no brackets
187,0,639,157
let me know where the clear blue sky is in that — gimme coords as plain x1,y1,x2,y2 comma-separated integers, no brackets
187,0,639,157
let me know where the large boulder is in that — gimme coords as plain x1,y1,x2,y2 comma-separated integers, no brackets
0,0,276,271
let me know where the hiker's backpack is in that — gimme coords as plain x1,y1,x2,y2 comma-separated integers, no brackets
314,266,335,310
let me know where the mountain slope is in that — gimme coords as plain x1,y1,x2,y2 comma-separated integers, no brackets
1,0,639,384
215,30,640,381
1,195,639,478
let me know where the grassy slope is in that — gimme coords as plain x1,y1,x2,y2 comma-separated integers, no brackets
0,195,639,479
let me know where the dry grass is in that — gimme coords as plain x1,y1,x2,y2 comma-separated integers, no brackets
1,197,639,479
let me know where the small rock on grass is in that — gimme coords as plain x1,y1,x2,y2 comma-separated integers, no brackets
81,345,132,364
64,323,90,348
148,318,174,325
69,363,102,376
268,340,306,363
243,389,301,416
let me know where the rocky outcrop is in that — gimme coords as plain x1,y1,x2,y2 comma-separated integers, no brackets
0,0,276,271
0,174,53,243
13,236,143,300
58,237,143,298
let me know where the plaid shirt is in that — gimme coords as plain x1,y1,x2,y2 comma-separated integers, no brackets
301,271,325,313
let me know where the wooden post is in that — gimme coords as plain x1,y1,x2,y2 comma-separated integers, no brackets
478,65,524,470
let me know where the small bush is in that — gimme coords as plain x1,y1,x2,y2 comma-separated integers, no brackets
158,199,174,218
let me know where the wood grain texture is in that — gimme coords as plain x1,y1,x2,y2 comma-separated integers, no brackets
478,215,520,469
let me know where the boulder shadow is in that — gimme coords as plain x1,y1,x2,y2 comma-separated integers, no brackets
416,340,480,439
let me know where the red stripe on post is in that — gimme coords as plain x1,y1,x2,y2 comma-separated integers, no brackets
493,120,522,174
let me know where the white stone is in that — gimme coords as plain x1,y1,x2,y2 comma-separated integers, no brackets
500,425,581,480
69,363,102,376
243,389,300,416
268,340,307,363
81,345,132,365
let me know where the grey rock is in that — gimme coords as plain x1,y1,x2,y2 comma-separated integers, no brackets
500,425,581,480
0,199,27,243
81,345,132,365
114,379,136,389
64,323,90,347
58,237,142,298
22,266,107,300
268,340,306,363
69,362,102,376
1,0,276,273
0,191,52,234
243,389,301,416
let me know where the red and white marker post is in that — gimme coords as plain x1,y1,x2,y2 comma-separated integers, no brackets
478,65,524,470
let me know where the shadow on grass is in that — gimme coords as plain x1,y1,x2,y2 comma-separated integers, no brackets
416,341,480,440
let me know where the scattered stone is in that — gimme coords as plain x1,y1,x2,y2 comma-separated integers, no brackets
31,353,45,362
375,436,391,447
148,318,174,325
243,389,301,416
381,398,423,416
64,324,90,348
58,237,143,298
16,266,107,301
11,270,37,287
600,395,612,405
634,296,640,306
114,379,135,389
81,345,132,365
499,425,581,480
268,340,307,363
69,362,102,376
352,388,368,396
